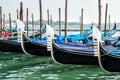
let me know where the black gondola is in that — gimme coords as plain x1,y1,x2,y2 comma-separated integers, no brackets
0,39,22,52
46,25,100,65
51,40,98,65
99,43,120,72
21,32,50,56
93,24,120,72
0,20,37,53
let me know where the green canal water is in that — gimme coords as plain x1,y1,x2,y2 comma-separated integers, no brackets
0,52,120,80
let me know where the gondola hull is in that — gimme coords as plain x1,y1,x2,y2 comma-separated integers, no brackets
21,33,51,56
0,39,22,52
99,45,120,72
52,41,98,65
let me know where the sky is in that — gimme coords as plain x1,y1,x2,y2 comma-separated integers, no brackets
0,0,120,23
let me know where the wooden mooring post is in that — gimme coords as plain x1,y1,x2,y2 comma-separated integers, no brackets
50,15,52,26
3,14,6,31
26,8,29,36
47,9,50,25
9,13,12,33
98,0,101,30
20,2,23,21
64,0,68,43
32,13,35,37
59,8,61,35
0,7,2,37
17,9,19,19
39,0,43,40
104,3,108,37
109,14,110,30
80,8,83,35
92,21,93,26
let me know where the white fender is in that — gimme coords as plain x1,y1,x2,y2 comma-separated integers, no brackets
92,26,102,56
16,20,30,55
93,26,108,72
46,25,54,51
16,20,25,42
46,25,61,64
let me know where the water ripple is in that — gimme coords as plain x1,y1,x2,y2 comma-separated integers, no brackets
41,74,59,80
79,74,86,77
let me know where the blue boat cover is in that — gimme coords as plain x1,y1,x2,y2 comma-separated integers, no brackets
103,45,120,55
12,27,17,32
82,26,92,36
56,41,94,53
67,34,85,41
11,39,20,42
55,34,85,42
114,41,120,47
106,30,116,36
102,36,118,41
110,51,120,55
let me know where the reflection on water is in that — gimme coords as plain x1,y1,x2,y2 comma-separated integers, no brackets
79,74,86,76
0,43,120,80
41,74,59,79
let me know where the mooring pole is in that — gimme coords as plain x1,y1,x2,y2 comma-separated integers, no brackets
59,8,61,35
0,7,2,37
109,14,110,30
50,15,52,26
26,8,29,36
20,2,23,21
17,9,19,19
104,3,108,37
47,9,50,25
32,13,34,37
79,16,81,34
39,0,43,40
9,13,11,33
80,8,83,35
64,0,68,43
3,14,6,31
98,0,101,30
